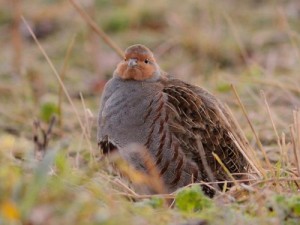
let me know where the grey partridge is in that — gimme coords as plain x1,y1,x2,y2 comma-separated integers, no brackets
97,44,249,197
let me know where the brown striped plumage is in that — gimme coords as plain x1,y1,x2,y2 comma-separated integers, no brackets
97,44,249,197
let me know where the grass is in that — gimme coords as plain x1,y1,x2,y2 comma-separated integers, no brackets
0,0,300,224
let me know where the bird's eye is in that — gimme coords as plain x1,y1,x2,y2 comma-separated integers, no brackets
124,58,127,61
144,59,149,64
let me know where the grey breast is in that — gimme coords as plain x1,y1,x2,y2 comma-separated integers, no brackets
98,77,162,149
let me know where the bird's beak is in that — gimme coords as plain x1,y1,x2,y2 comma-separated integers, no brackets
128,58,138,68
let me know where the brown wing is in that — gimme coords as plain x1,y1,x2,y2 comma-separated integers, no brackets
162,77,248,186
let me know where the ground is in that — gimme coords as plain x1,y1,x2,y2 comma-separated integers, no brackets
0,0,300,224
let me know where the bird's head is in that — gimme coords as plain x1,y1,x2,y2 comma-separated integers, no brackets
114,44,162,81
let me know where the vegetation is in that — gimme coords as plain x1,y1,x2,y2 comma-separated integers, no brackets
0,0,300,224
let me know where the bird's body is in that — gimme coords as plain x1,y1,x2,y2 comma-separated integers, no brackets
98,44,249,196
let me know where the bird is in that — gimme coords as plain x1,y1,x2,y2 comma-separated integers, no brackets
97,44,249,197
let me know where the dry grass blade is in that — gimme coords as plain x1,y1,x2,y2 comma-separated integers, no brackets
251,78,300,95
261,91,283,165
224,105,264,178
221,11,249,68
231,84,272,173
250,177,300,187
105,144,167,197
69,0,124,59
97,172,140,197
11,0,22,75
58,35,77,129
79,92,92,138
186,177,300,187
116,192,175,200
196,139,220,191
21,16,95,161
122,144,167,195
212,152,239,187
278,8,300,62
290,110,300,176
79,92,94,138
281,132,289,168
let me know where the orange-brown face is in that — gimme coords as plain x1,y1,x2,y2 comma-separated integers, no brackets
115,44,160,81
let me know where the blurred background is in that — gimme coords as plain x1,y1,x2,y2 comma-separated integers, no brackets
1,1,300,224
0,0,300,162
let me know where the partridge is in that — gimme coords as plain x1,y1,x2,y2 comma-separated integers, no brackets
97,44,249,196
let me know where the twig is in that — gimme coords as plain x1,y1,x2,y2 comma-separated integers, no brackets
33,117,56,159
69,0,124,58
